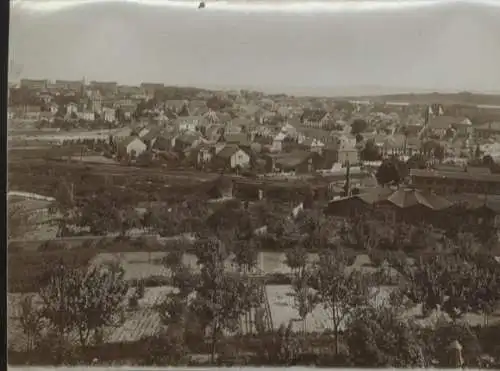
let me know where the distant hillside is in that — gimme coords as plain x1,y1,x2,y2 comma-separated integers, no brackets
342,92,500,106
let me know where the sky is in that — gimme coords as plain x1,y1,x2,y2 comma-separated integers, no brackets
8,0,500,96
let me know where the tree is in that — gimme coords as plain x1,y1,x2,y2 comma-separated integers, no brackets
346,304,426,367
339,214,379,251
17,294,44,354
166,237,261,363
422,141,445,161
8,203,29,240
39,261,129,351
311,248,373,355
286,245,316,334
360,139,381,161
75,191,124,235
407,154,427,170
350,119,368,135
49,180,76,237
391,250,500,322
376,160,401,186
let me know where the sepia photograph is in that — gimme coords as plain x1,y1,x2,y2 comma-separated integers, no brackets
6,0,500,367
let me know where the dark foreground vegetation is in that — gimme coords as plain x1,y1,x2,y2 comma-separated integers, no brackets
8,211,500,367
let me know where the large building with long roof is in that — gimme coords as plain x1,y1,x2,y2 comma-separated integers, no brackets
325,187,494,230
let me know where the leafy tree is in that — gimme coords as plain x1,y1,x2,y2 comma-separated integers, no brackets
376,160,401,186
49,180,76,237
233,238,259,274
350,119,368,135
422,140,445,161
166,237,261,363
407,154,427,169
118,207,142,236
360,139,381,161
340,214,380,251
346,305,426,367
423,321,482,367
286,246,316,334
139,326,188,366
74,191,124,235
17,294,44,354
38,261,129,350
391,250,500,322
483,154,494,166
311,248,373,355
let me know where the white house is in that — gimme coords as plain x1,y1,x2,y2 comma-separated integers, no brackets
138,127,150,138
102,107,116,123
119,137,147,158
78,111,95,121
174,116,205,132
215,145,250,169
66,102,78,116
272,132,286,152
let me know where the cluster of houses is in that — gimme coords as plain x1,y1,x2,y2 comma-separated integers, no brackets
110,113,360,175
10,78,500,186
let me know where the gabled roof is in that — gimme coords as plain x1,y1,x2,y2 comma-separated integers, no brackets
427,116,457,130
274,151,312,169
301,109,328,122
231,117,254,128
386,188,453,210
216,144,241,159
177,132,202,145
410,168,500,183
152,135,172,151
119,136,143,147
174,115,204,123
337,187,452,211
224,133,251,147
475,122,500,132
141,127,164,141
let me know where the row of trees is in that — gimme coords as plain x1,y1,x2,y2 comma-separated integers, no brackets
14,227,500,366
12,177,500,366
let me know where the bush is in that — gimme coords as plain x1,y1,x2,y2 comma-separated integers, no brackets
421,321,483,367
345,306,425,367
138,326,188,366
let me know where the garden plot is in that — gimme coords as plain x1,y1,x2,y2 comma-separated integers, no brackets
264,284,394,333
9,284,500,351
7,286,177,350
91,251,325,281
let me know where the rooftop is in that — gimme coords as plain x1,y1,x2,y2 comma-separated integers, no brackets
410,168,500,183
